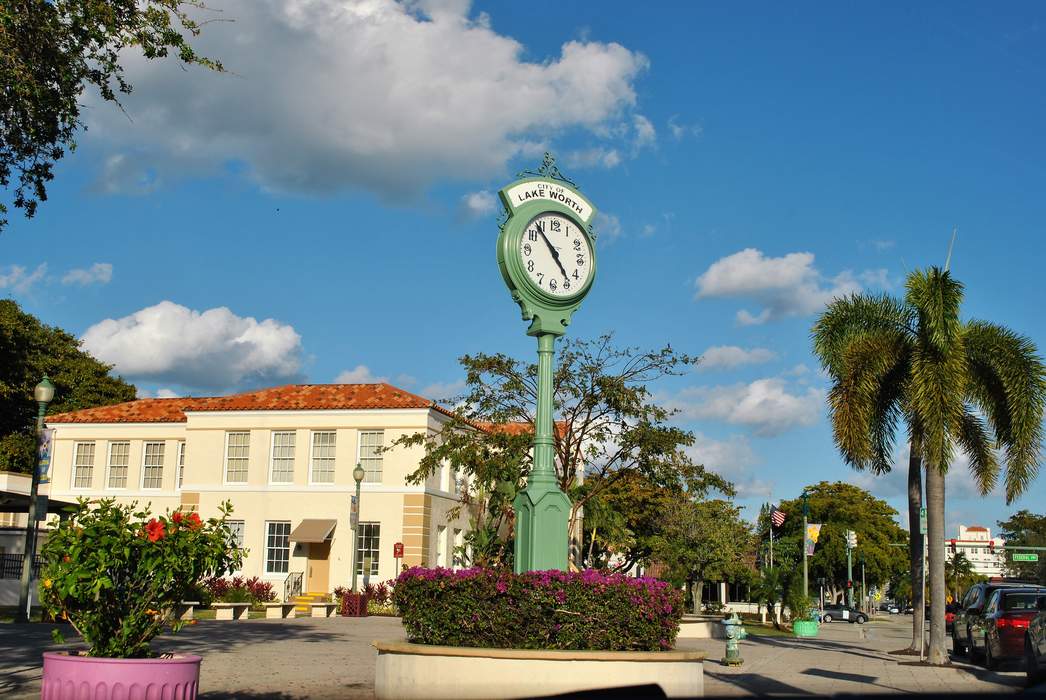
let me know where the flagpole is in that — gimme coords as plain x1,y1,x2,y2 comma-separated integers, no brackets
769,518,774,569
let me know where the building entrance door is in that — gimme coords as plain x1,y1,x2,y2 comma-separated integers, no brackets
307,541,330,592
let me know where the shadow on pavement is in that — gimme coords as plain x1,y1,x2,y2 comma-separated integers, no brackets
800,667,878,684
704,670,808,695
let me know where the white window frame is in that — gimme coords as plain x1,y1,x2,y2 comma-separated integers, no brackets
309,430,336,485
436,525,448,567
71,441,96,489
140,441,165,490
264,520,291,575
357,430,384,484
268,431,296,484
226,519,245,573
176,441,186,490
453,528,464,569
355,522,380,576
106,441,131,490
224,431,250,484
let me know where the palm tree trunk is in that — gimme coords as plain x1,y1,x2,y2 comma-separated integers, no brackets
907,442,925,652
926,463,948,664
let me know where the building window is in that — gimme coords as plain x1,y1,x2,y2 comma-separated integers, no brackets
436,525,448,567
226,519,245,572
141,442,165,489
177,441,186,489
358,430,384,483
453,528,464,568
106,442,130,489
270,431,296,483
72,442,96,488
225,432,250,483
265,521,291,574
310,431,336,483
355,522,380,576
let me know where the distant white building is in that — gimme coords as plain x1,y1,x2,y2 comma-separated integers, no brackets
947,525,1006,578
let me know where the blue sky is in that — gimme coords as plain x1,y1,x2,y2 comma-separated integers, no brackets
3,1,1044,534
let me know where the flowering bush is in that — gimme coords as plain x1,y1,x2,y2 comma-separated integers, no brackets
393,567,683,651
39,499,241,658
201,576,276,606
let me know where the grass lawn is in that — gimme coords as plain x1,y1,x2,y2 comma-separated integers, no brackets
740,622,795,638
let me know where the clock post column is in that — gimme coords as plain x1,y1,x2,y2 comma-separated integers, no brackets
513,332,570,573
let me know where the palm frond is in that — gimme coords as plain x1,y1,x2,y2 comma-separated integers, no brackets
905,267,965,355
909,342,967,472
964,321,1046,503
956,409,999,495
812,293,913,378
829,330,910,472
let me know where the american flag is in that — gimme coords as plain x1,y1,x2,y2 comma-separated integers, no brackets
770,506,786,528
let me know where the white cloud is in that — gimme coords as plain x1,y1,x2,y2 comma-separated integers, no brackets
62,263,113,286
685,433,771,498
83,1,648,200
668,115,703,140
694,248,887,325
137,387,182,399
459,190,498,220
640,223,656,237
421,379,467,401
81,301,303,392
633,114,656,149
595,212,622,240
565,147,622,169
667,378,823,437
699,345,777,371
93,154,160,195
0,263,47,294
335,365,388,384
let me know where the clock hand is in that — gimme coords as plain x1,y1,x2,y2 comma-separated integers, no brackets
538,230,569,279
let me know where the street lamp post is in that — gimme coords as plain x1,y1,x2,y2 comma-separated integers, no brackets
17,376,55,623
801,491,809,598
859,554,867,613
351,462,365,593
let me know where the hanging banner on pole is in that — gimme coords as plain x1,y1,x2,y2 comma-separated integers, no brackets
805,523,823,556
37,428,54,483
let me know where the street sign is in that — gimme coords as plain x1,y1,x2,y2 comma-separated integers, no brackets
919,507,927,535
35,495,48,521
393,542,404,558
846,530,858,549
37,428,54,483
1012,553,1039,562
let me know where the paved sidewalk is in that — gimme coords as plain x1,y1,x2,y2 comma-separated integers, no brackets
2,614,1040,697
678,616,1030,696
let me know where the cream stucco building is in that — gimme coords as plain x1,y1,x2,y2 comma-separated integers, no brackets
45,383,469,600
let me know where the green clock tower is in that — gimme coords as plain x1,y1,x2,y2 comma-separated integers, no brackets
496,153,597,573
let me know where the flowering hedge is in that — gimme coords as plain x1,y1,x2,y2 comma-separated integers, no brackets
393,567,683,651
200,576,277,606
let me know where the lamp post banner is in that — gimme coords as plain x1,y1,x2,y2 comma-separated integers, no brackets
37,428,54,483
805,523,822,556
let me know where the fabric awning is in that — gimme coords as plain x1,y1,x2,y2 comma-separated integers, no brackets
289,519,337,543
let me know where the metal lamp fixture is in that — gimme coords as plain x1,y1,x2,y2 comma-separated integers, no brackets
18,376,55,622
351,462,365,592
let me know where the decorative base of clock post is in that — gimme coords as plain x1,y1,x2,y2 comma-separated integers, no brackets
513,480,570,573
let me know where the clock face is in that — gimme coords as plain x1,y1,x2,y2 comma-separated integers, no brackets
517,212,593,298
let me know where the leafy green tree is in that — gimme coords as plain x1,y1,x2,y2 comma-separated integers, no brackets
651,498,752,613
0,0,224,232
812,267,1046,664
775,482,909,605
390,334,733,569
0,300,137,472
944,552,981,602
997,510,1046,584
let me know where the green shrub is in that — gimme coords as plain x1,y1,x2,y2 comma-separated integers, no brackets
394,567,683,651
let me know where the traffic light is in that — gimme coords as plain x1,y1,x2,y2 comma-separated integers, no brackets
949,539,956,554
846,530,858,549
989,541,995,554
847,580,853,589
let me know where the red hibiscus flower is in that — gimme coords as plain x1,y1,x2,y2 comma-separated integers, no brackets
187,512,202,530
144,518,166,542
172,511,183,524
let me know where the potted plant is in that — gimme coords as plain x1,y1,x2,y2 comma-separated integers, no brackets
38,498,241,699
789,593,819,638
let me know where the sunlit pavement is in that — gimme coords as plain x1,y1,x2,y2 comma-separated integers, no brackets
677,614,1033,696
2,613,1041,698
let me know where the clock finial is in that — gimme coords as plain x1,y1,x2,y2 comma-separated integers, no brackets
516,152,578,189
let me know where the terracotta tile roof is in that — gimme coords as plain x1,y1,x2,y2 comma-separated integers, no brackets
966,526,989,532
48,384,443,424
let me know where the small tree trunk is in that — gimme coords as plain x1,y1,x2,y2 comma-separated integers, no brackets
907,442,925,652
695,580,705,614
926,464,948,664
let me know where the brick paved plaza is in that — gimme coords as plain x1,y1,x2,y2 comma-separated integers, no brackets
1,614,1038,698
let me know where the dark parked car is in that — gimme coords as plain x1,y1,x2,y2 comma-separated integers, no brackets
970,588,1046,669
1027,594,1046,684
820,603,867,624
953,582,1042,658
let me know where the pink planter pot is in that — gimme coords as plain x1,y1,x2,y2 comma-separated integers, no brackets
41,651,201,700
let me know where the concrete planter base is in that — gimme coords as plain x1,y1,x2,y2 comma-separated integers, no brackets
41,651,201,699
374,640,704,699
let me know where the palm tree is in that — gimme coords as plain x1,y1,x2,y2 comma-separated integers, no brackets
812,267,1045,664
945,552,975,602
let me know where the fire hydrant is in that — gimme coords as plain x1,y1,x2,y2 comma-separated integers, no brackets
721,613,746,666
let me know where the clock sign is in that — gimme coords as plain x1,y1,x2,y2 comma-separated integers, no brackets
496,155,597,336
